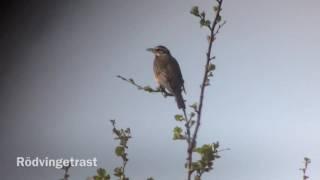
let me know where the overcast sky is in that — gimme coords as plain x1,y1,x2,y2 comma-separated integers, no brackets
1,0,320,180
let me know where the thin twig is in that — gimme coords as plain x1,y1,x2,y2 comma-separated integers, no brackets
117,75,173,97
300,157,311,180
110,120,131,179
214,20,226,36
61,163,71,180
122,159,128,180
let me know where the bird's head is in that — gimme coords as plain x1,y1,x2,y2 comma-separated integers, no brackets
146,45,170,57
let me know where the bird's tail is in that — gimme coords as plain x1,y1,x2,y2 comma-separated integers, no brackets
175,92,185,109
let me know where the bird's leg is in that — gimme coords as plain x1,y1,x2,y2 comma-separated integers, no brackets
158,86,172,97
159,86,168,97
163,90,174,97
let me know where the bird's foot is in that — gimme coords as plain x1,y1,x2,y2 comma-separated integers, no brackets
158,86,173,97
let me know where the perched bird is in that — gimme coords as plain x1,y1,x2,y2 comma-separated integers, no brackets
147,45,186,109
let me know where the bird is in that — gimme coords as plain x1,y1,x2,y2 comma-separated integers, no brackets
147,45,186,109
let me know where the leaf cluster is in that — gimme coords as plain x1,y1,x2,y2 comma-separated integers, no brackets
94,168,111,180
204,62,216,87
190,6,211,29
190,143,220,179
93,120,132,180
173,108,196,141
110,120,131,180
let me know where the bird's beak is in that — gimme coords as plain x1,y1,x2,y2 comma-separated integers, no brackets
146,48,154,53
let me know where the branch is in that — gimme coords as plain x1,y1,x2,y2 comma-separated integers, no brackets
117,75,173,97
61,163,71,180
188,0,224,179
300,157,311,180
193,0,223,154
92,121,137,180
110,120,131,180
214,20,226,36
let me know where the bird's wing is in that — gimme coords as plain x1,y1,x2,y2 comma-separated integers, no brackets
166,57,185,93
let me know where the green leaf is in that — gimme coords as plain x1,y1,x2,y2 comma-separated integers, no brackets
205,20,211,27
97,168,107,177
174,127,182,133
143,86,153,92
115,146,125,156
190,120,196,127
216,15,222,22
174,114,184,121
208,63,216,71
213,142,220,149
195,144,213,154
190,103,198,110
173,126,185,140
190,6,200,16
213,6,219,12
191,162,201,171
105,175,111,180
94,176,102,180
114,167,123,177
200,11,205,18
200,18,206,27
125,128,131,134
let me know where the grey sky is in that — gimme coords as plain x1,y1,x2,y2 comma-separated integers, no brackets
1,0,320,179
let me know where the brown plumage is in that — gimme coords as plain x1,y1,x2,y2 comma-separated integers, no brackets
147,45,186,109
